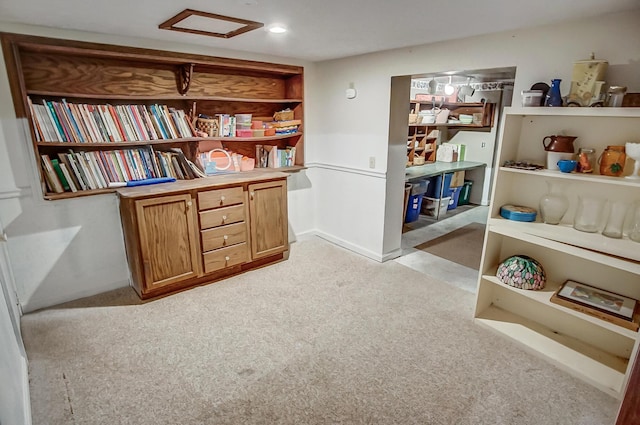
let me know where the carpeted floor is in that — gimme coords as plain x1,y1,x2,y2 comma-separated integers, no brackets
414,222,485,269
22,237,618,424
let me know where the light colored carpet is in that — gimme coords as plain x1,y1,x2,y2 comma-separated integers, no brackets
414,222,485,269
22,237,618,424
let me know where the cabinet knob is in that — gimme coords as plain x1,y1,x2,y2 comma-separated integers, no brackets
225,256,230,261
222,215,227,221
223,235,228,240
250,191,254,200
187,201,192,207
220,195,225,202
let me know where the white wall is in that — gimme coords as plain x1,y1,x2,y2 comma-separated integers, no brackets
307,10,640,261
0,22,316,312
0,215,30,425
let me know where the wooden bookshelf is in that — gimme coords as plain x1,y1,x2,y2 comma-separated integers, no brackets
1,32,304,199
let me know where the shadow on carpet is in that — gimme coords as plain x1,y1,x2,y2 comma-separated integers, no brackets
414,222,485,269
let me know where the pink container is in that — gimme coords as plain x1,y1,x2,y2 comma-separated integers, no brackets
236,129,252,137
251,120,263,129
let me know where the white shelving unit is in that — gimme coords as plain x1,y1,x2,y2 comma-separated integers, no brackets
475,107,640,399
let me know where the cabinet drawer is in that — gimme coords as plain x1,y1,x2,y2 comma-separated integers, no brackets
199,204,245,230
201,222,247,252
203,243,248,273
198,187,244,211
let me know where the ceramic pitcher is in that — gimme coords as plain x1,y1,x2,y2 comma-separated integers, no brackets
542,135,577,153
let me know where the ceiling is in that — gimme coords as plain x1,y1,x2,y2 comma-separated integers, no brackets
0,0,639,62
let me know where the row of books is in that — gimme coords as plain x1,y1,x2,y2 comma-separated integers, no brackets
40,147,203,194
28,97,195,144
255,145,296,168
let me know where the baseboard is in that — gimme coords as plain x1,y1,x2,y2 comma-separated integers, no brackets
311,231,387,262
20,356,32,425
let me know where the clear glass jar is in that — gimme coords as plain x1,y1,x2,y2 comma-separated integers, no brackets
576,148,595,173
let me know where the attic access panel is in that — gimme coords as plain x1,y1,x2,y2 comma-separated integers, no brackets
159,9,264,39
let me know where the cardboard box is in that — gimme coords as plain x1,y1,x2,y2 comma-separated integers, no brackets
451,171,465,187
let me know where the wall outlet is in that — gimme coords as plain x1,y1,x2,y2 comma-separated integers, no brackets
369,157,375,168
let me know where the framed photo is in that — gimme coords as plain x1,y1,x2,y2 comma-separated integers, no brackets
550,280,639,331
557,280,635,319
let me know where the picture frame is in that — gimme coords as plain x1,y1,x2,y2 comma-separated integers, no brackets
550,280,640,331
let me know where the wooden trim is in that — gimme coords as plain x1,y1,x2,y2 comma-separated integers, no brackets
616,347,640,424
0,32,301,76
159,9,264,39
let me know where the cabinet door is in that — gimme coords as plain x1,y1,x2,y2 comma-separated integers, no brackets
135,194,201,291
248,180,288,259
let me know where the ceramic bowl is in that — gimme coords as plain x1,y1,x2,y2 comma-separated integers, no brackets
557,159,577,173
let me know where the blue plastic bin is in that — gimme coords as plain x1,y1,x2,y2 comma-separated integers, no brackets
426,173,454,199
404,195,424,223
447,186,463,210
405,179,430,223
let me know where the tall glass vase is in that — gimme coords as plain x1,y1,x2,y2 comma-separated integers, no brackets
602,200,628,239
539,180,569,225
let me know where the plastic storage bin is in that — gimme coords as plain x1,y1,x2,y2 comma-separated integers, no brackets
405,195,424,223
405,180,430,223
447,186,463,210
422,196,450,218
458,180,473,205
426,173,453,199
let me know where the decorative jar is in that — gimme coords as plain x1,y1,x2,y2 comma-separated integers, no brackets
599,145,626,177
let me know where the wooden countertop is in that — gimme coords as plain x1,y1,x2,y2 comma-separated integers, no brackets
117,170,289,199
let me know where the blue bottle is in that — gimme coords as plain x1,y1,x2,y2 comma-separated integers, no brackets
545,79,563,107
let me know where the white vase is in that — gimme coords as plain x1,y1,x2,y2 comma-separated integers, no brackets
539,181,569,225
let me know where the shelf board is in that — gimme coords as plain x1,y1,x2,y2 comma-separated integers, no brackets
27,90,303,104
488,218,640,267
499,167,640,187
505,106,640,118
475,305,627,397
481,275,638,339
43,167,306,200
36,133,303,148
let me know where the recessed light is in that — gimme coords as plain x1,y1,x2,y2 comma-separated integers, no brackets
266,24,287,34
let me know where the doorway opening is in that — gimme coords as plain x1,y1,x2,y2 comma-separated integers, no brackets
390,66,516,292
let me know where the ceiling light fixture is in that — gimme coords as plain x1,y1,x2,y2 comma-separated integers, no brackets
444,76,455,96
266,24,287,34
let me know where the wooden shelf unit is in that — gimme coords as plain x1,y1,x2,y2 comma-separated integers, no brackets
1,32,304,199
475,107,640,399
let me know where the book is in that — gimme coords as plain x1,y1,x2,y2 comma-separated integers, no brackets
58,163,78,192
57,153,83,190
27,97,43,142
44,100,68,142
169,148,196,179
149,105,169,139
50,158,70,191
65,152,89,190
170,155,185,179
40,155,64,193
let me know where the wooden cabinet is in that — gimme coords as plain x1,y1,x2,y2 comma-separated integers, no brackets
124,194,201,291
1,33,304,200
118,173,288,299
248,180,288,259
475,107,640,398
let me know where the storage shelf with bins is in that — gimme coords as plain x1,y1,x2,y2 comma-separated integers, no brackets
475,106,640,399
1,33,304,200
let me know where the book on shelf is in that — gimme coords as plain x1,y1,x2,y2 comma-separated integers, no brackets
50,159,70,191
40,155,64,193
28,97,194,143
58,163,78,192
